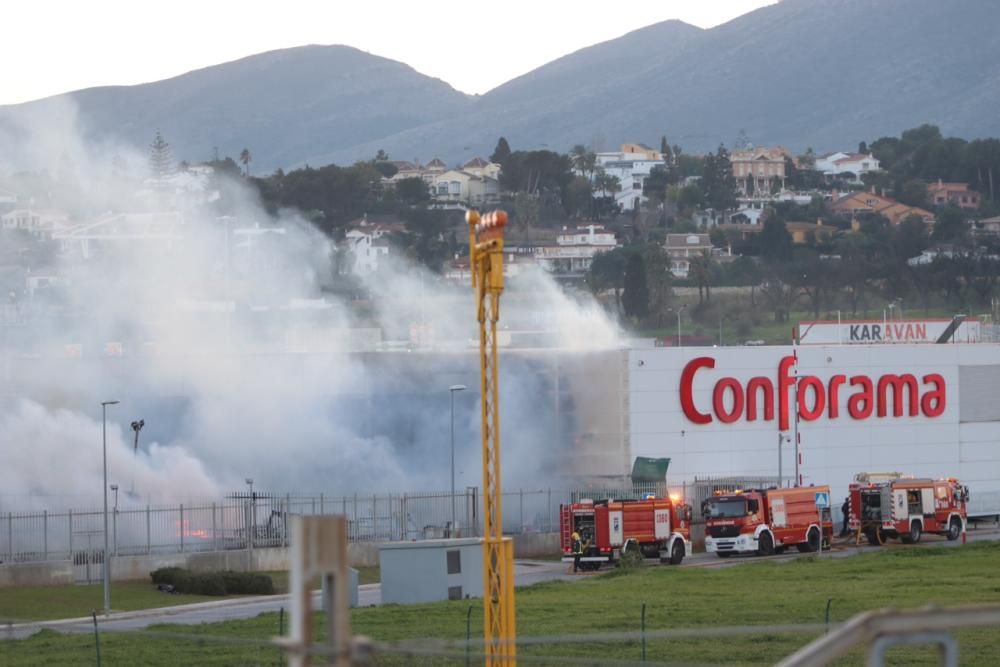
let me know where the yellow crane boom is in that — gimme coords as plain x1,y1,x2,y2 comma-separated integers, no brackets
466,208,517,664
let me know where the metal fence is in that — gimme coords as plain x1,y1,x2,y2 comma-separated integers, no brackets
0,476,781,566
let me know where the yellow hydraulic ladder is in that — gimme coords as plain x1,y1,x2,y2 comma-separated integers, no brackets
467,208,517,665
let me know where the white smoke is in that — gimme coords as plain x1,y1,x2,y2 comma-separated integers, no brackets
0,98,624,510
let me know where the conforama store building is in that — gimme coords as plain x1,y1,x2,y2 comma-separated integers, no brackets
614,343,1000,512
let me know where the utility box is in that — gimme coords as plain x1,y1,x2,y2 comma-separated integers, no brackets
321,567,360,609
378,538,483,605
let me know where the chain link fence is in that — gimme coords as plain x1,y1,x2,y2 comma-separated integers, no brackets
0,476,784,566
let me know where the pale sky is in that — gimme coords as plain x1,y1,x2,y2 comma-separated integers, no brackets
1,0,777,106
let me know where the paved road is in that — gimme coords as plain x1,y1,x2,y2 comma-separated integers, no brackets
5,527,996,641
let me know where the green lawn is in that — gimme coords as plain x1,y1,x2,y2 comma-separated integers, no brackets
0,567,380,624
4,543,1000,665
0,581,228,623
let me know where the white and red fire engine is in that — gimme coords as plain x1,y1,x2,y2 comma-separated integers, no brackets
559,496,692,570
702,486,834,557
848,472,968,545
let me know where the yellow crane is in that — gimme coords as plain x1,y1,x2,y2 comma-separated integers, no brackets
466,208,517,664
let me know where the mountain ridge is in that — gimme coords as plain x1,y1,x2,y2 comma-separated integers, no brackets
2,0,1000,171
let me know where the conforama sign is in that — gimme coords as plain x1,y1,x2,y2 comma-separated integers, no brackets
679,355,946,428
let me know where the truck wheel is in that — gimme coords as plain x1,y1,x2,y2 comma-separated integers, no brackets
803,527,821,553
865,526,885,547
668,540,685,565
907,521,922,544
757,532,774,556
716,552,732,558
947,517,962,541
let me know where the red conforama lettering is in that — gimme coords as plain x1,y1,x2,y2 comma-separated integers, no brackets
678,356,948,425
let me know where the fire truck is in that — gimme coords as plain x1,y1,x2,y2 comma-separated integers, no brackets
702,486,833,557
559,496,693,570
848,472,968,545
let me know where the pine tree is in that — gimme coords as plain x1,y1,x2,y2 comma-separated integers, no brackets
490,137,511,165
148,130,174,181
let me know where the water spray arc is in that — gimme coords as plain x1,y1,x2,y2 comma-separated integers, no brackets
467,208,517,665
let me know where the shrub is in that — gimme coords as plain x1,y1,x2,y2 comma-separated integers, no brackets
188,572,227,596
221,571,275,595
149,567,274,596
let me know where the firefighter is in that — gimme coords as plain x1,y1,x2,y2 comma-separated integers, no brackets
840,496,850,536
570,531,583,573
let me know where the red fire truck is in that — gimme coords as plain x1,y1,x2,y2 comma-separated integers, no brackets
702,486,833,557
848,472,968,545
560,496,692,570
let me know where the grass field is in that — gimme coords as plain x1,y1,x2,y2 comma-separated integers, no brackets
4,542,1000,665
0,581,228,623
0,567,381,624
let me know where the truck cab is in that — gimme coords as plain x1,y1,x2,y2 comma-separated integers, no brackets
702,492,765,556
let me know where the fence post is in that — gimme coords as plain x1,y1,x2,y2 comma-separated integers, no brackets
641,602,647,662
372,494,377,540
179,504,184,553
69,509,73,559
402,494,408,540
285,493,291,548
43,510,48,561
320,492,325,515
145,506,151,554
212,503,218,552
7,512,12,561
519,489,524,534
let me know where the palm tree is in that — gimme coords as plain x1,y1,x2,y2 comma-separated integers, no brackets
239,148,252,177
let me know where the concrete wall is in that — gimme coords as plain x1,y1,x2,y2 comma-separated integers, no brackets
0,560,74,587
1,534,550,588
0,541,380,588
512,532,559,558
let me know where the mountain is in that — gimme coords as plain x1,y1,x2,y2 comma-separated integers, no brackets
3,0,1000,170
0,45,473,173
343,0,1000,163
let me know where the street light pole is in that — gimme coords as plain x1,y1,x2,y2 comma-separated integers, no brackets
110,484,119,556
449,384,467,536
101,400,119,616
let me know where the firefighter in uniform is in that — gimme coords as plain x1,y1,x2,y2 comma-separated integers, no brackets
840,496,850,536
571,531,583,573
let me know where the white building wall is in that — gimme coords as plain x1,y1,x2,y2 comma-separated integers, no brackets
625,344,1000,509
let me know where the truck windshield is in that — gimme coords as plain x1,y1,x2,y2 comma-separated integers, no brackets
703,498,746,518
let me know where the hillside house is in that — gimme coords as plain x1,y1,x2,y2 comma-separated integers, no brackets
344,217,405,274
591,144,666,210
731,147,793,195
665,233,716,278
813,152,881,183
533,224,618,277
830,190,935,226
926,180,980,209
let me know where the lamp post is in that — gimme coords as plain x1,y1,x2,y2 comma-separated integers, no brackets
101,399,119,616
449,385,467,536
129,419,144,495
110,484,119,556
